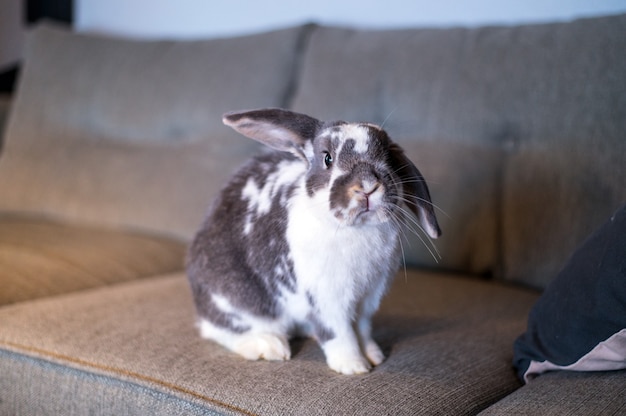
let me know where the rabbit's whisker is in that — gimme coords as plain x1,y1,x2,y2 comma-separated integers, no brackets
393,205,441,262
393,192,449,218
385,211,409,282
379,107,398,130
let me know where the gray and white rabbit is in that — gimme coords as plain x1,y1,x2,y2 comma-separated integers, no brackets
187,108,441,375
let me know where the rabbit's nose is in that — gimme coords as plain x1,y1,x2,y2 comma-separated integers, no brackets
361,180,380,196
350,180,380,197
351,181,384,212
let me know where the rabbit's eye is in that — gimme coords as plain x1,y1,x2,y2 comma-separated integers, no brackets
323,152,333,168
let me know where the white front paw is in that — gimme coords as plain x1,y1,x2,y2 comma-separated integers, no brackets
234,333,291,361
327,353,372,375
364,341,385,366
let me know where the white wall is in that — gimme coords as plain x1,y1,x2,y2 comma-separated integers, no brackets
76,0,626,39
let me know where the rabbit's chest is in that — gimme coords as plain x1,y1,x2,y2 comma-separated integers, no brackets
285,195,400,305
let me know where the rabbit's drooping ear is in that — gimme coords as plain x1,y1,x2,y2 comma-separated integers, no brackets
223,108,322,161
389,143,442,239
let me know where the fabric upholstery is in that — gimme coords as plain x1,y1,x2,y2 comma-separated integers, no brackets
394,141,504,274
0,216,186,305
0,351,220,416
0,270,539,415
503,145,626,288
291,14,626,288
478,370,626,415
0,23,309,239
499,15,626,287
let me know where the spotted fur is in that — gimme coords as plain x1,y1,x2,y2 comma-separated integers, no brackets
187,108,441,374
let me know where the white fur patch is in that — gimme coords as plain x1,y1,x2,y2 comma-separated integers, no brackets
345,124,372,154
329,124,371,155
285,185,400,323
212,293,236,314
198,318,291,361
241,160,305,235
241,178,266,235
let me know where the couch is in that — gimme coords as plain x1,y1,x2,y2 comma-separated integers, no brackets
1,14,625,415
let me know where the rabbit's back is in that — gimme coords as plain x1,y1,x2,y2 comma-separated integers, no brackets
187,151,306,322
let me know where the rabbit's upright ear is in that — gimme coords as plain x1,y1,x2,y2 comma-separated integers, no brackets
223,108,322,161
389,142,442,239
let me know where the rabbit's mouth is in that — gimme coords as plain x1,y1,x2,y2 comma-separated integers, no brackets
335,202,394,227
354,208,390,225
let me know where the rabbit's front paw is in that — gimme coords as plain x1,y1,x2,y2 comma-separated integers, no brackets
327,353,372,375
234,333,291,361
364,341,385,366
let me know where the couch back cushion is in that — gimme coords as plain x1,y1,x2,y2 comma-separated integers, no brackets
292,15,626,287
0,23,308,239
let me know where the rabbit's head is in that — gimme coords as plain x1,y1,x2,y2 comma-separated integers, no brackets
223,108,441,239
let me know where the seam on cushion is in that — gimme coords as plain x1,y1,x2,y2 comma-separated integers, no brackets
0,256,185,307
282,23,318,109
493,148,506,281
0,340,258,416
495,130,520,282
0,272,187,312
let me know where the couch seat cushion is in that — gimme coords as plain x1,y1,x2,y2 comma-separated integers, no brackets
0,270,538,415
478,370,626,415
0,216,186,305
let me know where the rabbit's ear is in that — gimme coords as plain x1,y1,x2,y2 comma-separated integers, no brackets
223,108,322,161
389,142,442,239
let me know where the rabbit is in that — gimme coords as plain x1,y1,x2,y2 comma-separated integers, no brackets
186,108,441,375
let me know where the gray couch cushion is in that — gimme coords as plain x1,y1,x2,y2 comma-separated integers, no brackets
503,145,626,288
0,270,538,415
0,23,309,239
0,216,186,305
292,14,626,287
395,141,504,274
0,352,219,416
497,13,626,286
